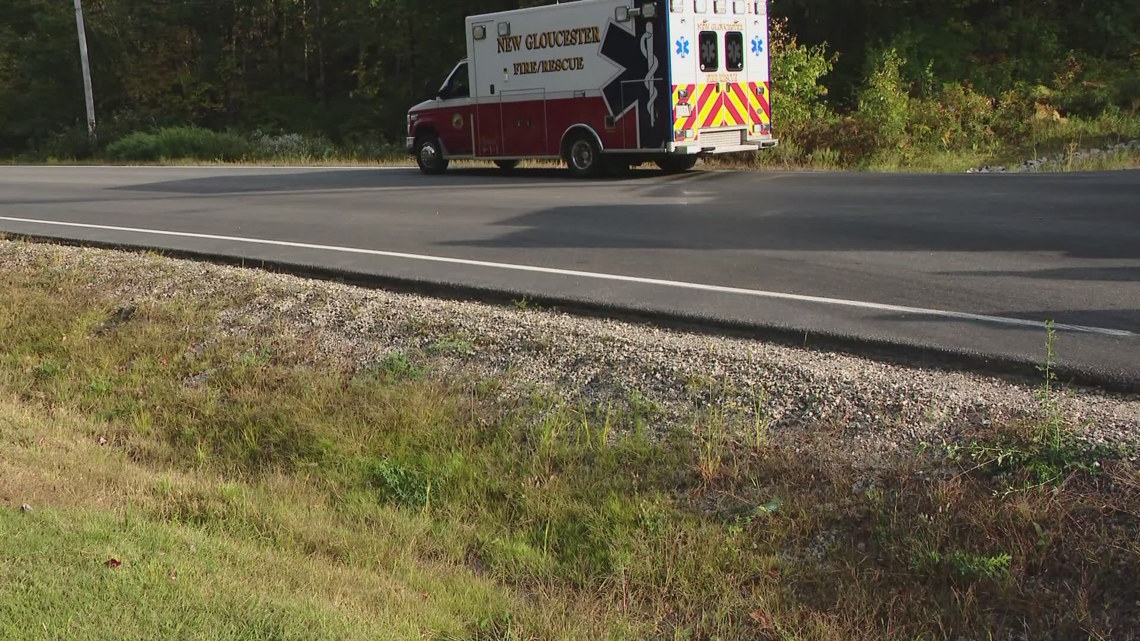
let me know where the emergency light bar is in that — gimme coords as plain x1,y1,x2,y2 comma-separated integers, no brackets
616,1,658,22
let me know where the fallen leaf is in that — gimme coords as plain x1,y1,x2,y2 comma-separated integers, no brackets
749,608,774,628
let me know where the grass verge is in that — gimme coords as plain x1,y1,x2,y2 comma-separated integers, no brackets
1,255,1138,640
7,119,1139,173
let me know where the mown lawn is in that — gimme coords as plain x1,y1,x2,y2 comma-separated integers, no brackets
1,258,1137,640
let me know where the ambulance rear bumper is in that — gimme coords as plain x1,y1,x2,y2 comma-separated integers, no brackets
667,139,778,155
668,129,778,155
668,143,758,154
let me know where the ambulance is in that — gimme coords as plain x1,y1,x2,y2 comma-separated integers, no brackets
406,0,777,177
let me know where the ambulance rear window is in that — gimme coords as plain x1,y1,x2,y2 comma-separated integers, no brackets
726,31,744,72
699,31,718,72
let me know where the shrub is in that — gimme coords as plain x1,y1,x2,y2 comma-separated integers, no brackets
907,84,997,151
105,127,252,162
769,17,839,138
250,129,337,160
856,48,911,154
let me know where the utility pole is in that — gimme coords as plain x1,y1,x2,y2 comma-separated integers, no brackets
72,0,96,141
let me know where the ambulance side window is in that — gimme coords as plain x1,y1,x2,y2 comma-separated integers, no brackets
725,31,744,72
699,31,718,72
441,63,470,99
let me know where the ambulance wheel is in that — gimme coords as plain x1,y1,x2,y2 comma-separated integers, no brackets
493,159,520,171
415,135,449,175
564,134,602,178
655,155,699,174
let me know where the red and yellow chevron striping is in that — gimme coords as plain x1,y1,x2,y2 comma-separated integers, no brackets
671,84,698,135
747,81,772,125
673,81,773,138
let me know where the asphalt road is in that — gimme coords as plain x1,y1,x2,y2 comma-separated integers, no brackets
1,165,1138,389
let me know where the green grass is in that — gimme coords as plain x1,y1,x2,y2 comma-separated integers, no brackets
1,253,1139,640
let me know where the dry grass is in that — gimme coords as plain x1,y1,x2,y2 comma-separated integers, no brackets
1,258,1138,640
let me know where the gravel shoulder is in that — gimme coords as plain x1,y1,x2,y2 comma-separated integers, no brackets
3,238,1138,465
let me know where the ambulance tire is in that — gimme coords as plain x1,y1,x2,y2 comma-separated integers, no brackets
655,155,699,174
493,159,520,172
414,134,449,175
563,133,602,178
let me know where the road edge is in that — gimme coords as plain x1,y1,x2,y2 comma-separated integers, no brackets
5,231,1138,395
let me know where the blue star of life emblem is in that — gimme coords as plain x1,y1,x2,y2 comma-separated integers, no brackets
675,37,690,58
751,36,764,55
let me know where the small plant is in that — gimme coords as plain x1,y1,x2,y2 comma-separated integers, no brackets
369,351,425,381
750,384,772,451
695,411,728,484
238,346,272,368
513,296,542,310
947,319,1115,493
430,332,476,356
365,459,434,509
917,549,1012,582
1035,319,1064,449
31,360,62,381
577,404,615,450
88,376,113,396
625,388,662,434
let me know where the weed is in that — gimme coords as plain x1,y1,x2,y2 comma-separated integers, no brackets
919,549,1013,582
31,360,62,381
365,459,435,509
946,319,1121,494
694,409,729,485
624,388,662,435
369,351,426,381
1035,319,1065,448
430,332,476,356
750,384,773,451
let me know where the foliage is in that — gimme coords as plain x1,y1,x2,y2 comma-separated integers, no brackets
106,127,252,162
767,17,837,135
0,0,1136,166
856,48,910,154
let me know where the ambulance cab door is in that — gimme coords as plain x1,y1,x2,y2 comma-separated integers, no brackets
434,61,475,156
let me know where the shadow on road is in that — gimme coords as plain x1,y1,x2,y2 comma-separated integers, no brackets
105,166,683,195
946,266,1140,282
871,309,1140,333
436,170,1140,260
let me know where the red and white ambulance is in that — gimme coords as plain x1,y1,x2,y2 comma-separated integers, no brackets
406,0,777,176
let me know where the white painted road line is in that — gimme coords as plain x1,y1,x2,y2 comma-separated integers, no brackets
1,215,1135,338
